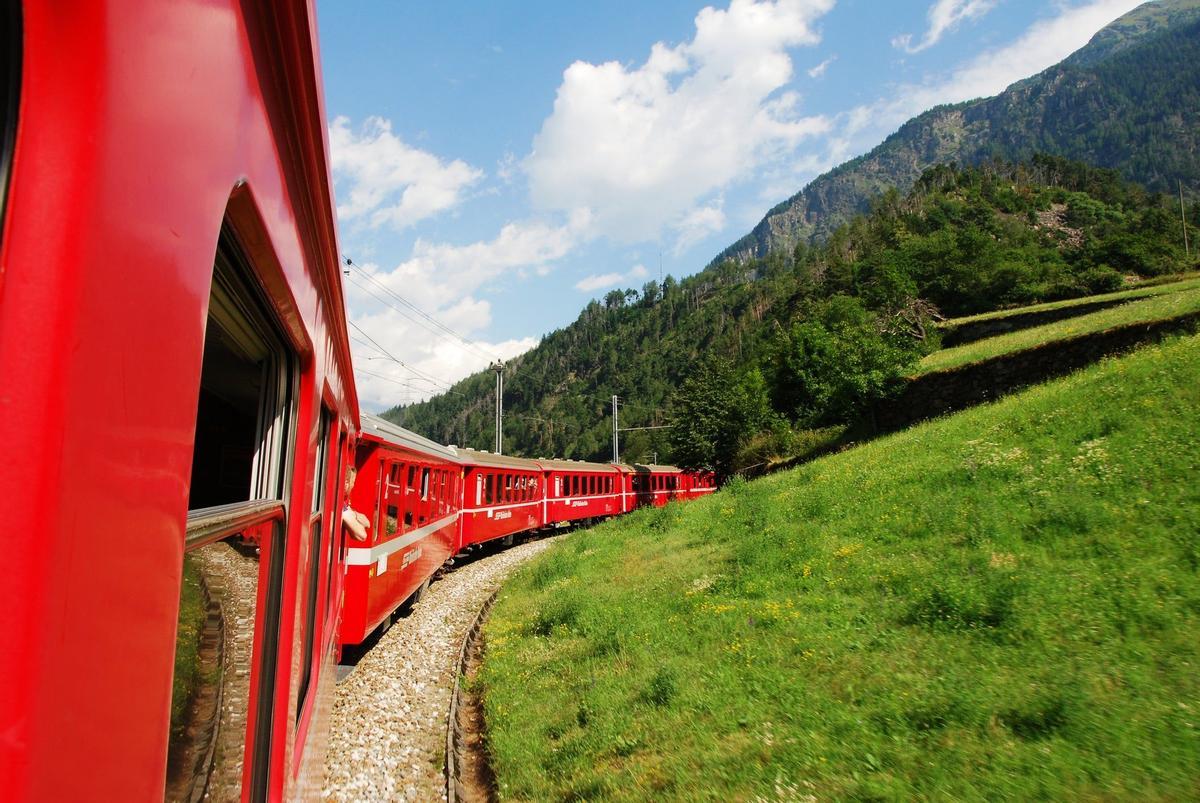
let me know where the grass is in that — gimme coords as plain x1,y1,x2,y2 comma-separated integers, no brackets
170,555,206,740
939,273,1200,328
919,284,1200,374
481,334,1200,800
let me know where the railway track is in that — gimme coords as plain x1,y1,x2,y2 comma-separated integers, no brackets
322,534,562,802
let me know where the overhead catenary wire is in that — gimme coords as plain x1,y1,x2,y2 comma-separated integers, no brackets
342,255,501,363
346,320,460,392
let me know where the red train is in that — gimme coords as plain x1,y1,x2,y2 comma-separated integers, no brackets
339,430,716,649
0,2,716,799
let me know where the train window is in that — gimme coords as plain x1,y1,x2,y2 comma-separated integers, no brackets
420,467,430,500
485,474,493,505
181,228,298,800
389,462,401,486
408,465,417,489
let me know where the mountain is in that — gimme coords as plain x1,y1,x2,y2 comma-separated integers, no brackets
389,158,1197,463
713,0,1200,264
386,2,1200,463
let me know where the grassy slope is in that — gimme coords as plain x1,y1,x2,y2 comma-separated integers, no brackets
482,335,1200,801
940,274,1200,328
919,285,1200,373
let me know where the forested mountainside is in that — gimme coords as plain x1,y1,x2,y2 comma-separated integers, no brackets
712,0,1200,263
387,158,1198,466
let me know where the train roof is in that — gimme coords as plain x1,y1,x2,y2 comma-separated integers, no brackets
533,457,620,473
617,463,685,473
456,448,544,471
359,413,461,462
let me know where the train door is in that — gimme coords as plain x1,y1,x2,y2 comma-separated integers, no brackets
174,229,298,802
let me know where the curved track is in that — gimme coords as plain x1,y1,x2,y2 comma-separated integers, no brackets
322,536,561,802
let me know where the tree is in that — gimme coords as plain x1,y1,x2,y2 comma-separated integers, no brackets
669,358,774,480
770,296,919,427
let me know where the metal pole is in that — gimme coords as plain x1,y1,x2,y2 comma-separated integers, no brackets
612,395,619,463
490,360,505,454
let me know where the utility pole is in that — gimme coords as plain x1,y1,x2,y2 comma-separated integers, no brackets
612,395,619,464
490,360,505,454
1181,180,1191,259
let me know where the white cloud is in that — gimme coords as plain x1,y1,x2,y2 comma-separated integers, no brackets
574,272,627,292
673,201,728,255
360,213,589,314
525,0,835,246
329,115,484,230
807,55,836,78
574,263,652,293
893,0,996,54
849,0,1143,142
343,210,594,409
350,301,539,411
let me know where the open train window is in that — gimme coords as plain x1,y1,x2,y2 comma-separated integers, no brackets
179,227,297,802
187,240,296,508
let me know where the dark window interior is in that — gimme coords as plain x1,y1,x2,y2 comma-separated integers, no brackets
188,327,262,508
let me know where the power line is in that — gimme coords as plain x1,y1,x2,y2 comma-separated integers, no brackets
353,367,467,397
346,320,460,392
342,255,500,362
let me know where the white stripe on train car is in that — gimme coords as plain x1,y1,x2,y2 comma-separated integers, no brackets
344,512,460,566
461,500,542,515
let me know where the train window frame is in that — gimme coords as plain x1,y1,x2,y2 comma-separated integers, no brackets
182,226,300,802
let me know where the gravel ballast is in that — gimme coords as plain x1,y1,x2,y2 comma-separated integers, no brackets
322,536,561,801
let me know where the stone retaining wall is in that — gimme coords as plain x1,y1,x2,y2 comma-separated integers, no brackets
877,311,1200,432
939,297,1133,347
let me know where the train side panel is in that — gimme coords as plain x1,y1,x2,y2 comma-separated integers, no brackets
459,465,544,546
0,2,353,799
339,437,458,647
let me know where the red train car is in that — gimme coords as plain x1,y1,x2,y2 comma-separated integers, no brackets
0,2,355,799
340,414,462,647
621,464,719,509
542,459,624,523
458,449,546,548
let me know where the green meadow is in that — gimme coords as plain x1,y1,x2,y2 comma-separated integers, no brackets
480,335,1200,800
919,285,1200,374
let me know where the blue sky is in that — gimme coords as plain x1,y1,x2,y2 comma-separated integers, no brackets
316,0,1147,411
